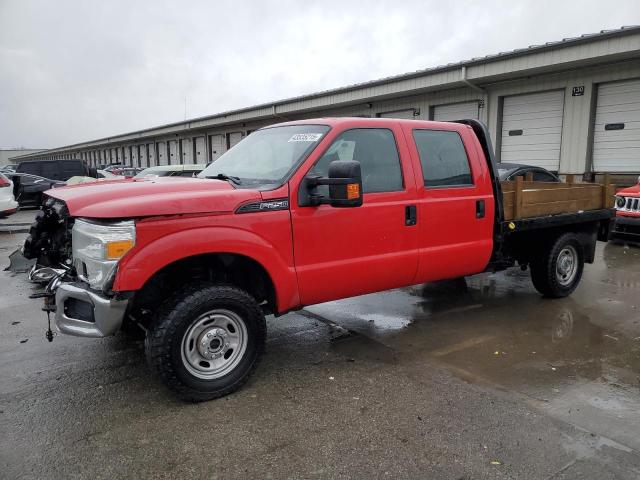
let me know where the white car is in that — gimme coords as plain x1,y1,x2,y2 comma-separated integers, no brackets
0,172,19,218
65,169,125,185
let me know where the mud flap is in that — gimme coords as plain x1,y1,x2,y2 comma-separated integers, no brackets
4,248,36,273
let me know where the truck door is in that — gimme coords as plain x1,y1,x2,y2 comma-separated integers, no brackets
291,126,419,305
403,125,494,282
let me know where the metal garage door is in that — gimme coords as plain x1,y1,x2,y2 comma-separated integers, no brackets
194,137,206,163
131,146,139,167
209,135,224,161
378,109,416,119
110,148,116,164
157,141,168,165
433,102,479,121
500,90,564,170
168,141,179,164
139,144,147,167
123,147,130,165
593,79,640,172
147,143,155,166
116,148,123,163
228,132,243,149
181,138,193,164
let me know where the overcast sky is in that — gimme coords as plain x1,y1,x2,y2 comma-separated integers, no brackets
1,0,639,149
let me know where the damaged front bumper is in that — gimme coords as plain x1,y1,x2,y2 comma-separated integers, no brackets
53,282,129,338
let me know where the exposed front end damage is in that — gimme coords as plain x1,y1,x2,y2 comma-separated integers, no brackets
23,196,132,339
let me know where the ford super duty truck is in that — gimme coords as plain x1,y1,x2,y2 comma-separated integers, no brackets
23,118,614,401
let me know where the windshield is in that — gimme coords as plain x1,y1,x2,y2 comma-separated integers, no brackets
198,124,330,188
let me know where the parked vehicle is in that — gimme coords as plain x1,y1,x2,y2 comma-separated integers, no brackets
0,173,19,217
0,164,18,173
16,159,91,182
135,164,206,178
23,118,614,401
66,170,125,185
103,164,123,173
5,172,66,207
611,176,640,244
118,167,144,178
496,163,560,182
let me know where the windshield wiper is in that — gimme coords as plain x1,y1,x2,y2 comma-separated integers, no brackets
206,173,242,185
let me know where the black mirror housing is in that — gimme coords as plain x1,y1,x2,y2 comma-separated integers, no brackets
327,160,363,207
298,160,363,208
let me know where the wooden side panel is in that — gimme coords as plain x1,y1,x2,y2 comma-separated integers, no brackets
500,178,615,221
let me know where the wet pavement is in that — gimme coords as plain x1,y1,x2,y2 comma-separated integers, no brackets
1,215,640,479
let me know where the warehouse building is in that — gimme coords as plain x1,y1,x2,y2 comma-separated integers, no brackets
1,148,45,166
11,26,640,182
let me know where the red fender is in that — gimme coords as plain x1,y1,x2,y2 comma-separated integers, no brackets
113,226,300,313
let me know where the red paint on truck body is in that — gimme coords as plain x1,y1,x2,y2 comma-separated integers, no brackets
46,118,499,314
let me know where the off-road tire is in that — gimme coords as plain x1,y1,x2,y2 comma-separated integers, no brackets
146,283,266,402
530,233,584,298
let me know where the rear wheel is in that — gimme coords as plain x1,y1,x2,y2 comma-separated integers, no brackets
146,284,266,402
530,233,584,298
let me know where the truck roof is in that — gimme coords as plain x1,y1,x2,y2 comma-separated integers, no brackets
266,117,469,131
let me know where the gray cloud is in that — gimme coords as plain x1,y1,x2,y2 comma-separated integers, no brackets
1,0,638,148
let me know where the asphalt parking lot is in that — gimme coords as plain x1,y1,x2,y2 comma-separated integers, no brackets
1,210,640,479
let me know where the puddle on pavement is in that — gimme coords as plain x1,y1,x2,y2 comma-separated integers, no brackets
307,242,640,450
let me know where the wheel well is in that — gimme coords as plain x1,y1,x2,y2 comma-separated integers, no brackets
130,253,277,323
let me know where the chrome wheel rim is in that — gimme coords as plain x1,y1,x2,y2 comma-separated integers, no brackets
556,245,578,287
181,309,248,379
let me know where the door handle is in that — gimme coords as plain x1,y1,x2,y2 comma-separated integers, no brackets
476,199,485,219
405,205,417,226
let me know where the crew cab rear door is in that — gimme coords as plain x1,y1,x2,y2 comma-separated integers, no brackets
402,124,494,282
290,123,420,305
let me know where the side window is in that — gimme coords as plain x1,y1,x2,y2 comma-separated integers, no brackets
532,171,557,182
413,130,473,188
41,162,60,180
311,128,403,193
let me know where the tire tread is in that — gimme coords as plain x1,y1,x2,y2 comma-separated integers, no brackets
146,283,265,402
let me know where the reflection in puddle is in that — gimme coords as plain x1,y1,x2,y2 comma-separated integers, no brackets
358,313,412,331
308,243,640,449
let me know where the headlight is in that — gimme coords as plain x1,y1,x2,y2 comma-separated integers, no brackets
615,196,627,209
72,219,135,289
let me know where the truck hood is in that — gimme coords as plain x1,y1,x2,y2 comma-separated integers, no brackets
618,183,640,197
46,177,261,218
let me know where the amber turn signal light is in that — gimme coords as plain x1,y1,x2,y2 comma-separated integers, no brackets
347,183,360,200
106,240,134,260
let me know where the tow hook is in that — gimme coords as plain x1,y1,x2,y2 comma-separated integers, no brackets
28,271,68,342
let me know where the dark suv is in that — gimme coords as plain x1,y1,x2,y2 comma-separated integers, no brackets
16,159,91,181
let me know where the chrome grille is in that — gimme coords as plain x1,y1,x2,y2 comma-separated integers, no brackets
618,196,640,213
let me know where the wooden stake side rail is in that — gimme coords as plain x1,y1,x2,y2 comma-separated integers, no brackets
501,174,616,221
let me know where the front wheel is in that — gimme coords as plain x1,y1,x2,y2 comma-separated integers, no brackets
146,284,266,402
530,233,584,298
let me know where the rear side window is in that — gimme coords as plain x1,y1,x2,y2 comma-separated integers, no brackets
17,162,42,176
413,130,473,188
311,128,403,193
40,162,60,180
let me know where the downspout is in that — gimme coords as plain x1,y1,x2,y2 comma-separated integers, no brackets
461,66,485,93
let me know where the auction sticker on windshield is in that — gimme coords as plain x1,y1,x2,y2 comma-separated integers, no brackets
288,133,323,142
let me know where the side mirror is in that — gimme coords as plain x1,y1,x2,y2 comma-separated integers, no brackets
299,160,363,208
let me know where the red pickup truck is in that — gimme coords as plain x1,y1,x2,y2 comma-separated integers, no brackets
24,118,613,401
